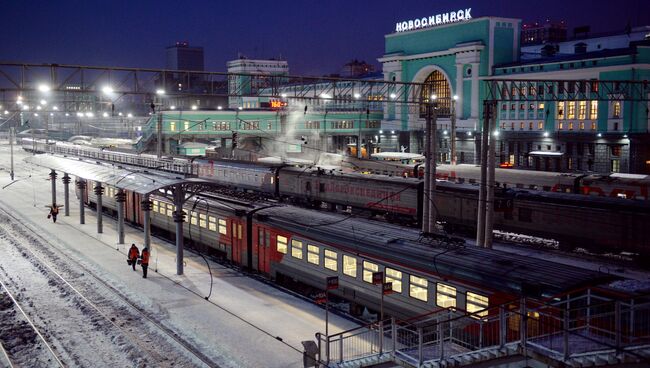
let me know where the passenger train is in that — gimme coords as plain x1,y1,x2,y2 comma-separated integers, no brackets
78,181,618,320
23,138,650,257
339,156,650,201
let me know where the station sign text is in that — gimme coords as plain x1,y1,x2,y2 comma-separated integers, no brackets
395,8,472,33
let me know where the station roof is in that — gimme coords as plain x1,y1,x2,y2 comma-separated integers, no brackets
25,154,210,195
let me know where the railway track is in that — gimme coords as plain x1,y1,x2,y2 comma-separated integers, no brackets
0,277,64,367
0,207,221,368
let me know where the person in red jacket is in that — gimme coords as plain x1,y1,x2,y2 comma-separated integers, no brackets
127,244,139,271
140,247,150,278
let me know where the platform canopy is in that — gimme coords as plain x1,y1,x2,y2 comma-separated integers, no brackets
25,154,213,195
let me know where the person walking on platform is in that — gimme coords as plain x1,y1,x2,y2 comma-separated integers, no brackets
46,204,62,223
127,244,140,271
140,247,150,278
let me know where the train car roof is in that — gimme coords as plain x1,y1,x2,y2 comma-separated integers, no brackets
280,166,422,185
260,205,617,298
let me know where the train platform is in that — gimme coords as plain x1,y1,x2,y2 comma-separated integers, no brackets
0,147,359,367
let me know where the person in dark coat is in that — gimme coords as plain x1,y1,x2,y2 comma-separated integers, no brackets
47,204,62,223
127,244,140,271
140,247,150,278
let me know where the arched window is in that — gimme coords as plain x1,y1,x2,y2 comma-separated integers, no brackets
420,70,451,118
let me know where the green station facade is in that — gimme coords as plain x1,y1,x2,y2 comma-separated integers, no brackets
143,13,650,174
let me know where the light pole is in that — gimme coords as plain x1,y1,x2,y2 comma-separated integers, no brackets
451,95,458,165
9,126,14,180
422,94,438,234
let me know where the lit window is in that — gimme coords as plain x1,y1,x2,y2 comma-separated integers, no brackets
556,102,565,119
520,122,524,130
218,219,227,235
580,122,585,130
538,103,544,109
385,268,402,293
291,240,303,259
538,122,543,130
324,250,337,271
529,122,533,130
199,213,207,228
184,121,189,131
277,235,287,254
170,121,176,131
307,245,319,265
190,212,198,225
208,216,217,231
559,122,564,130
613,101,621,118
569,122,574,131
567,102,576,119
590,101,598,120
409,275,428,301
152,200,159,212
578,101,587,120
436,283,457,308
467,292,489,317
343,255,357,277
362,261,379,283
591,122,597,130
166,204,173,217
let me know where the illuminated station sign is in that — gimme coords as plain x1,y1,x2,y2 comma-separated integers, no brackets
395,8,472,33
261,100,288,109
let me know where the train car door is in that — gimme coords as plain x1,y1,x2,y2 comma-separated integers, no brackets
256,226,271,274
231,219,245,266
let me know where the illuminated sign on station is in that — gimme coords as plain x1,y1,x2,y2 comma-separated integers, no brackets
395,8,472,33
270,100,287,109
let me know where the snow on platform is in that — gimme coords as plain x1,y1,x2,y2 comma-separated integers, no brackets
0,147,358,368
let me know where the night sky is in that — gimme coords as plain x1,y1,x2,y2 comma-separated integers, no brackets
1,0,648,76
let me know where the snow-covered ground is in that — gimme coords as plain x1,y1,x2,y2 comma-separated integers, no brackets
0,145,359,367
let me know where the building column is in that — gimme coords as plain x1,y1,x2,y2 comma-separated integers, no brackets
455,64,464,120
62,173,71,216
49,170,57,207
77,179,86,224
142,195,152,251
470,62,480,119
173,185,186,276
116,189,126,244
94,181,104,234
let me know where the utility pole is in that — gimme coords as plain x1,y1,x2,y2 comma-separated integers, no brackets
422,95,438,234
156,110,163,158
476,101,493,247
450,95,458,165
9,127,14,180
484,101,497,249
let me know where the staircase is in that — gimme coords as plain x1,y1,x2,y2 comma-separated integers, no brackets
316,289,650,367
133,114,158,152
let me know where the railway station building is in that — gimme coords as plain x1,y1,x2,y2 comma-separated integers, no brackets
147,10,650,174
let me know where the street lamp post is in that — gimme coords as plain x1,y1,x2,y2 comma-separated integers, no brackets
451,95,458,165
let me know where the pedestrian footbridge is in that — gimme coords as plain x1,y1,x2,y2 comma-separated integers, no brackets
315,289,650,367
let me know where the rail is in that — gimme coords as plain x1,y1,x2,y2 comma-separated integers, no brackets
316,289,650,367
43,142,198,176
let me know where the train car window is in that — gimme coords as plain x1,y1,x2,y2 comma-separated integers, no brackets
467,292,489,318
258,228,265,247
385,268,402,293
199,213,207,228
343,255,357,277
166,204,173,217
276,236,288,254
518,208,532,222
362,261,379,283
208,216,217,231
409,275,428,302
319,183,325,193
291,240,303,259
307,245,320,265
152,200,159,213
218,219,227,235
324,250,338,271
436,283,457,308
189,213,198,225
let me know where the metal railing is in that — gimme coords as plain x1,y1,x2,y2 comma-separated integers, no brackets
315,290,650,367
